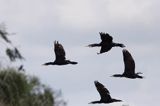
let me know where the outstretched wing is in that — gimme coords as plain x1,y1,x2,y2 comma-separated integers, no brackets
123,49,135,75
99,32,113,43
54,41,66,61
94,81,112,102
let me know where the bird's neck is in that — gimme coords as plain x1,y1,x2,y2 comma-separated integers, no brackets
90,101,101,104
112,74,123,77
43,62,55,65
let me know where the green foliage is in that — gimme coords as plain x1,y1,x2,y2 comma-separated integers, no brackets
0,23,11,43
0,23,24,63
0,22,66,106
0,68,55,106
6,48,24,62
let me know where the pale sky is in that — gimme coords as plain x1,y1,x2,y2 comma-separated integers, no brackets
0,0,160,106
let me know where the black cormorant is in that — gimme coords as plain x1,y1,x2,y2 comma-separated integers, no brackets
43,41,78,66
87,32,125,54
112,49,143,79
90,81,122,104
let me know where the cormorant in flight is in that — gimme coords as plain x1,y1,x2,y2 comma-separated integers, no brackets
43,41,78,65
90,81,122,104
112,49,143,79
87,32,125,54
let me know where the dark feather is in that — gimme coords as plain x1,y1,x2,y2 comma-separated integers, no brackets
94,81,112,102
123,49,135,76
112,49,143,79
43,41,77,66
54,41,66,62
87,32,125,54
89,81,122,104
99,32,113,43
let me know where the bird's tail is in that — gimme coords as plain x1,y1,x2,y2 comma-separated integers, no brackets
68,61,78,65
136,72,143,79
136,75,143,79
136,72,143,74
87,43,100,47
112,98,122,102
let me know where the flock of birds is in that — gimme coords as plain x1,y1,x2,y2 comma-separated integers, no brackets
43,32,143,104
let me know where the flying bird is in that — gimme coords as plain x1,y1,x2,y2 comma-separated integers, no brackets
89,81,122,104
87,32,125,54
112,49,143,79
43,41,78,66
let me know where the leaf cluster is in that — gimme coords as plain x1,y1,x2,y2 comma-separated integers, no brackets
0,68,55,106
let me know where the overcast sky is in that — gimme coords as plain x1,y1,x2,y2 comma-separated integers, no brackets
0,0,160,106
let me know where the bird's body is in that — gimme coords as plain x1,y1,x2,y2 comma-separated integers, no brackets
90,81,122,104
43,41,77,66
87,32,125,54
112,49,143,79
